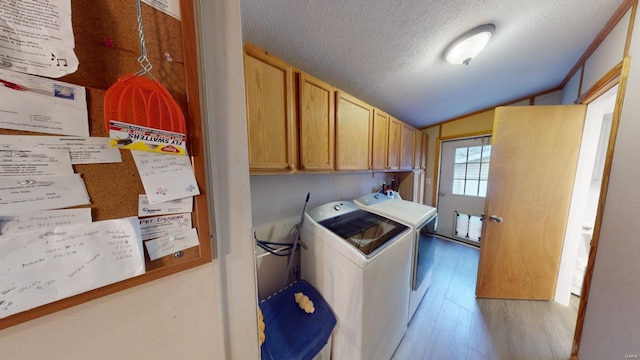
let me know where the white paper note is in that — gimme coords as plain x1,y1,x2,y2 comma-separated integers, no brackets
142,0,181,20
0,135,121,164
0,148,73,176
139,213,192,240
0,209,92,235
0,0,79,78
0,69,88,136
145,228,199,261
0,217,145,319
131,151,200,204
0,174,90,214
138,195,193,217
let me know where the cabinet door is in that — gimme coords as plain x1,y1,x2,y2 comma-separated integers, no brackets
372,109,389,170
399,121,414,170
336,91,373,170
413,129,423,169
299,72,335,171
244,44,295,172
387,117,401,170
421,132,428,169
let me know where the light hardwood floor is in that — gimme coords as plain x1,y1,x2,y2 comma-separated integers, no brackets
392,237,579,360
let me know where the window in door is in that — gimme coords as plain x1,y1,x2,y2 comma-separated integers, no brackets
453,145,491,197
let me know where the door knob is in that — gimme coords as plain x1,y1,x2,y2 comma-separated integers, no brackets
489,215,503,223
439,191,446,197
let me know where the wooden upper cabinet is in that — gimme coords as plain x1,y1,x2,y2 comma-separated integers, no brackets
298,72,335,171
372,109,390,170
421,132,428,169
335,91,373,171
243,43,295,172
413,129,423,169
400,122,415,170
388,117,401,170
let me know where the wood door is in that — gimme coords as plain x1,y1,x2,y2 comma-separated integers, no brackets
413,129,423,169
298,72,335,171
400,122,415,170
387,117,401,170
372,109,390,170
476,105,586,300
243,44,295,172
335,91,373,170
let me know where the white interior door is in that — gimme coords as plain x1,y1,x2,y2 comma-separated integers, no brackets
436,136,491,245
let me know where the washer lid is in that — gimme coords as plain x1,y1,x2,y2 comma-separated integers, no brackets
354,192,393,206
318,209,407,257
355,196,437,227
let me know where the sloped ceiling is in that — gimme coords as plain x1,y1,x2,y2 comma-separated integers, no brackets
240,0,624,128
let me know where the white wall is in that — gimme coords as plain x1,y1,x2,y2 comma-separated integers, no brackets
534,89,563,105
578,6,640,359
561,71,581,105
198,0,260,358
251,172,391,226
583,11,631,92
0,1,261,359
0,265,223,360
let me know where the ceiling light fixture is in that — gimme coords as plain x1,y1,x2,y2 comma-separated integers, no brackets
444,24,495,66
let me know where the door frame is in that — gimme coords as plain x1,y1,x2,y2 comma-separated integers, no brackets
571,58,628,358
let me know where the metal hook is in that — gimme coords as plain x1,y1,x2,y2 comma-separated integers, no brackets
134,0,154,77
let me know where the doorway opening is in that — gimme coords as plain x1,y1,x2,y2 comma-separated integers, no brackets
555,84,618,305
436,135,491,247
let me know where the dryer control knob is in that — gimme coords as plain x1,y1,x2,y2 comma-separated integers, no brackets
334,205,341,211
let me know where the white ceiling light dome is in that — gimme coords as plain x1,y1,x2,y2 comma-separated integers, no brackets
444,24,496,65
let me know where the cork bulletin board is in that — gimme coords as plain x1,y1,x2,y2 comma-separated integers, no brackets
0,0,213,329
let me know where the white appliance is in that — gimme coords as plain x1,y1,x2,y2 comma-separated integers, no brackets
354,193,437,322
301,200,412,360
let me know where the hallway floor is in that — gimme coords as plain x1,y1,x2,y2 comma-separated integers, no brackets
392,237,579,360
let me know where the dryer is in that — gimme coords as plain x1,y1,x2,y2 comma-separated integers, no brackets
301,200,412,360
354,193,437,322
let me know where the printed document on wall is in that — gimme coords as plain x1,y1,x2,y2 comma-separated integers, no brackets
0,69,88,136
0,148,73,176
0,0,79,78
0,135,121,164
0,217,145,319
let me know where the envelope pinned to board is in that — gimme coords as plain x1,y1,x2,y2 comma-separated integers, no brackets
0,174,90,214
0,69,88,136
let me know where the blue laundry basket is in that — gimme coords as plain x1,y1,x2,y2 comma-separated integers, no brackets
259,280,337,360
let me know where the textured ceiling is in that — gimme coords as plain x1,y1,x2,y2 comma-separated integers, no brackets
240,0,623,128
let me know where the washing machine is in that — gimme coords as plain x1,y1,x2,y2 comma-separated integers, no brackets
300,200,412,360
354,193,437,322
